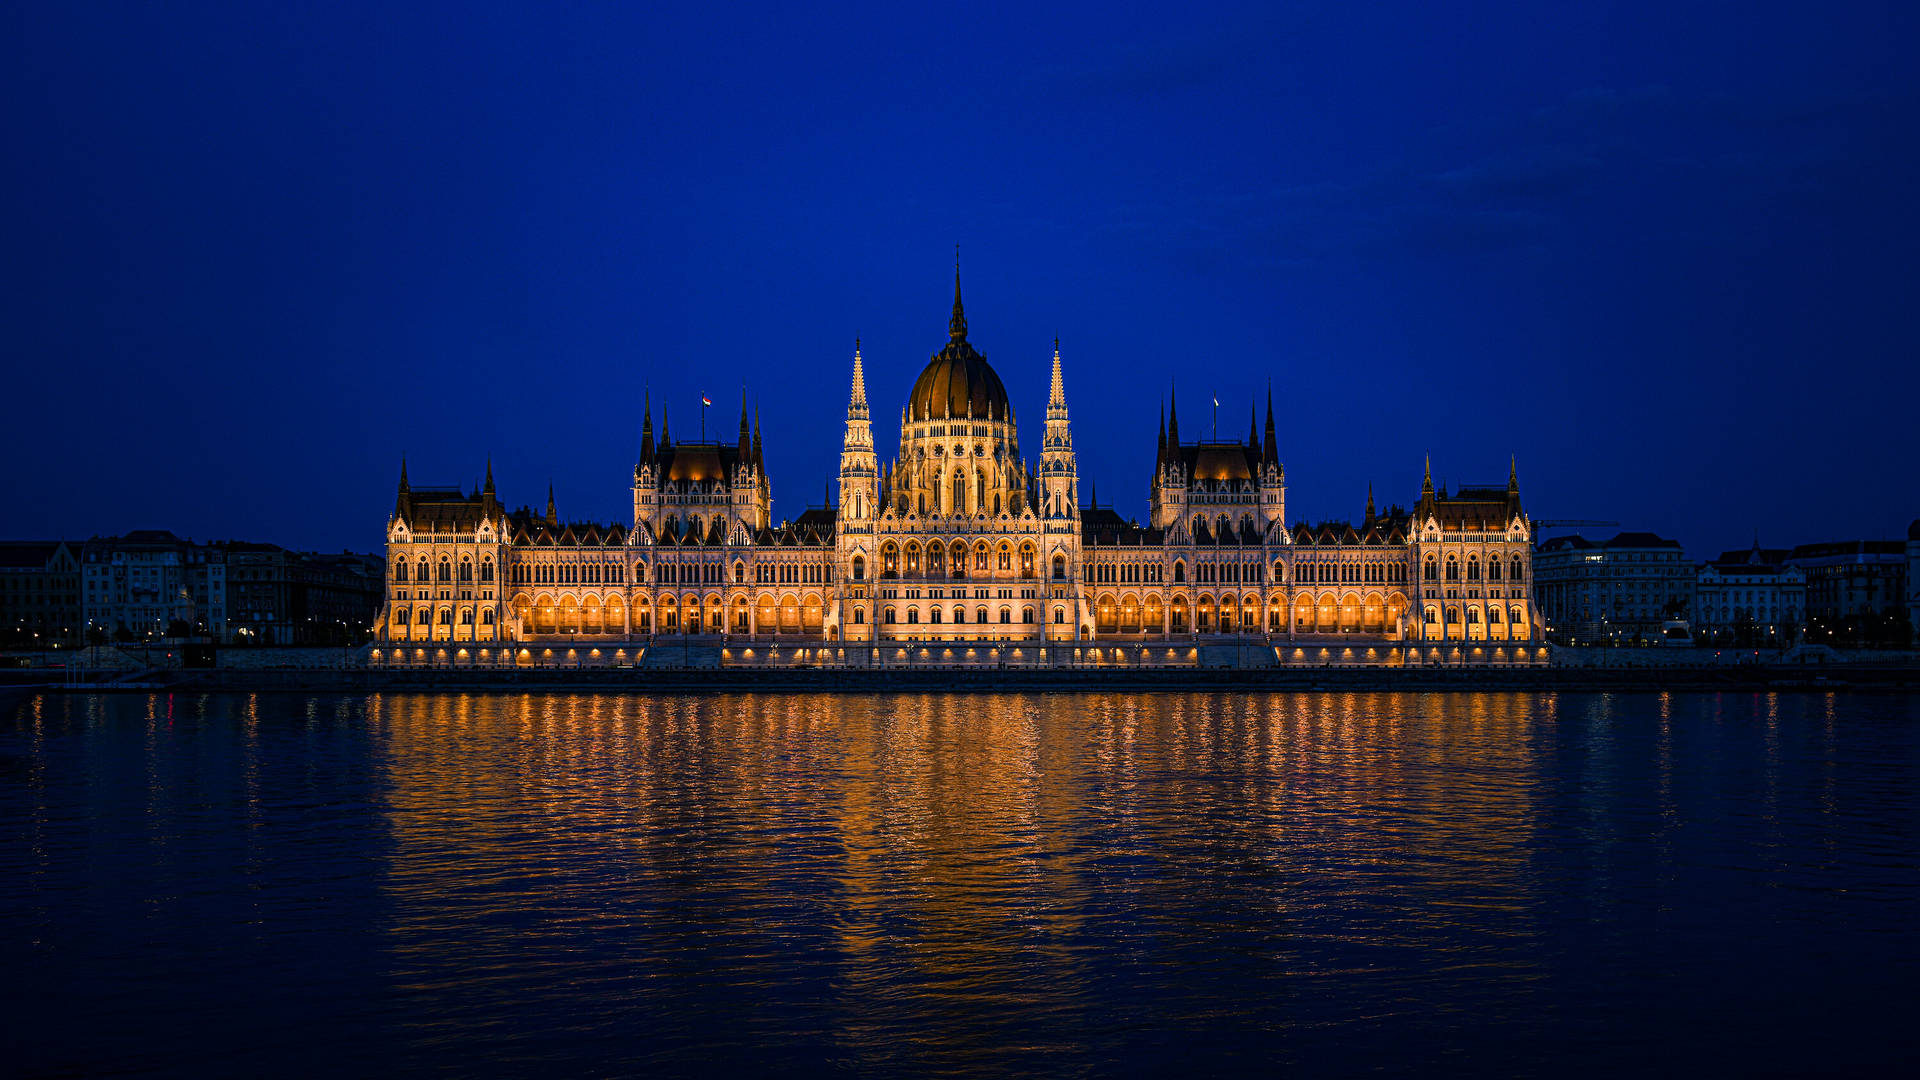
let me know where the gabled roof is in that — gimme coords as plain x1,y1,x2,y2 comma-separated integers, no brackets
0,541,74,569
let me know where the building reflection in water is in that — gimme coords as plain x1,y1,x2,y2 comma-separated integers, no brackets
367,691,1552,1072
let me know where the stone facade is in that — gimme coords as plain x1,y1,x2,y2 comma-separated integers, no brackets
377,274,1534,651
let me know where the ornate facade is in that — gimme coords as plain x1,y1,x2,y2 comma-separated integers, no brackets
378,273,1535,651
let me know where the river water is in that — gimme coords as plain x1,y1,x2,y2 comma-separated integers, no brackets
2,691,1916,1076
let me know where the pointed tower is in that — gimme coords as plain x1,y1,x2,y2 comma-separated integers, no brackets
639,391,655,463
633,391,658,535
393,457,411,524
545,483,557,528
738,390,752,465
1041,337,1080,525
838,340,877,532
1262,384,1277,465
1506,455,1523,521
1247,403,1259,449
1418,455,1436,518
1364,483,1376,530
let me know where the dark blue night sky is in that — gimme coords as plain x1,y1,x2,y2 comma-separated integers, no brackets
4,2,1914,556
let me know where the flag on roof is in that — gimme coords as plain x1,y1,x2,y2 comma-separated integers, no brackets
701,395,711,407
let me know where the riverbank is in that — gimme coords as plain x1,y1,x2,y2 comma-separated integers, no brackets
4,662,1916,695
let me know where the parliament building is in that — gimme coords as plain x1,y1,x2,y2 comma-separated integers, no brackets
377,273,1535,657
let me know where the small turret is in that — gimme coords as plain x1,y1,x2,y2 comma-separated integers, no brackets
546,483,557,528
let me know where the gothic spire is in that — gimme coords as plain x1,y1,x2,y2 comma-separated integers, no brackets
752,405,763,469
1167,383,1180,447
848,339,869,418
483,458,494,495
1248,402,1259,448
639,389,655,463
1364,482,1376,527
1047,338,1069,420
660,408,670,449
1157,401,1167,465
949,252,968,341
394,457,411,520
1262,382,1277,464
546,483,556,527
738,388,752,464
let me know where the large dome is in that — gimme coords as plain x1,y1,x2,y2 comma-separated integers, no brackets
906,272,1011,421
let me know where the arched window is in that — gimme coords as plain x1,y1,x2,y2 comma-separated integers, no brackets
952,607,965,624
974,544,988,571
1022,606,1034,623
481,559,495,582
907,609,919,624
906,543,921,575
460,608,474,625
733,562,746,584
997,543,1012,570
1053,607,1065,624
1273,561,1285,584
1510,556,1525,582
852,555,866,581
853,607,865,624
1192,514,1206,536
1423,557,1437,582
438,559,452,583
884,607,896,624
459,558,473,582
1488,558,1502,581
417,557,430,582
482,609,495,625
1021,546,1035,577
1445,557,1459,582
416,608,431,624
999,607,1011,624
928,545,944,574
951,541,967,576
1467,556,1481,581
394,559,408,583
1051,554,1065,580
930,607,942,624
881,544,898,577
1173,561,1187,584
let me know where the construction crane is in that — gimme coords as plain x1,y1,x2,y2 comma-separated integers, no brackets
1530,519,1619,547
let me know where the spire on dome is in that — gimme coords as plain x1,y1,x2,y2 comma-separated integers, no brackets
948,248,969,341
483,458,494,495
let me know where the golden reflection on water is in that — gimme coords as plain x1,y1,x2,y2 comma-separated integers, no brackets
366,691,1556,1066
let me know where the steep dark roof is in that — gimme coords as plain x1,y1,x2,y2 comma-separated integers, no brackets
0,541,72,568
1605,531,1681,549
